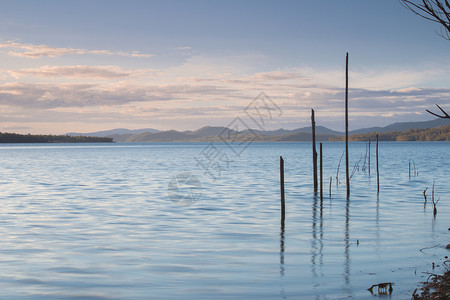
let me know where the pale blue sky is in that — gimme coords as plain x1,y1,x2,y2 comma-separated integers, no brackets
0,0,449,133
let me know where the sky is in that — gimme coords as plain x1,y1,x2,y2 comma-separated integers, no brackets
0,0,449,134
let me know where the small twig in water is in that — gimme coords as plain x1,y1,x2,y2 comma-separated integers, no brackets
433,197,440,217
329,177,332,198
424,272,442,282
431,180,439,217
336,150,344,185
362,141,368,171
350,155,363,179
432,180,435,202
419,244,441,254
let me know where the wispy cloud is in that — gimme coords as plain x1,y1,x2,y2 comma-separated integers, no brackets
0,82,239,109
9,65,132,79
3,125,32,131
249,71,306,81
0,41,153,58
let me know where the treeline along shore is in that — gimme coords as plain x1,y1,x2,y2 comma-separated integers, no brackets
0,132,113,143
3,120,449,143
331,124,450,142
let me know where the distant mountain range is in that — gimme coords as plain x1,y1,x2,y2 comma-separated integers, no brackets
66,127,160,137
66,118,450,142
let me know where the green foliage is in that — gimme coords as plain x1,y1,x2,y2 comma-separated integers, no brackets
338,124,450,142
0,132,113,143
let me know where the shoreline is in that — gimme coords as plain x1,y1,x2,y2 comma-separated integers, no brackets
413,240,450,299
413,269,450,299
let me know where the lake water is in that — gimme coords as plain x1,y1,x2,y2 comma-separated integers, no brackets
0,142,448,299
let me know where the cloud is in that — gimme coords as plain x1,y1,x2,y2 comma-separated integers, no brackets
9,65,132,79
3,125,32,131
0,82,239,109
0,41,153,58
1,52,449,133
249,71,306,81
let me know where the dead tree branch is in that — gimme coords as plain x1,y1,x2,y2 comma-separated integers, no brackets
426,104,450,119
400,0,450,40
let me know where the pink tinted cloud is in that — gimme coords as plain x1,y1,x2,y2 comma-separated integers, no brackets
0,41,153,58
9,65,131,79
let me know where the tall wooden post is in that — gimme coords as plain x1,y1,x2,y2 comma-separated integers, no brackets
320,143,323,200
376,134,379,193
311,109,318,193
345,52,350,198
368,138,371,175
280,156,285,222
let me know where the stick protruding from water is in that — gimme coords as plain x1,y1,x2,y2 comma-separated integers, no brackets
280,156,285,222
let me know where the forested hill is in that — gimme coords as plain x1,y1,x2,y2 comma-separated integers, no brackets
337,124,450,141
0,132,113,143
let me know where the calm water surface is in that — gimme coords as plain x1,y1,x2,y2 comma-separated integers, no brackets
0,142,448,299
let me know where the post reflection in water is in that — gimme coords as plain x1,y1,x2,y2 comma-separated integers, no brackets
311,195,324,281
376,194,380,255
280,219,285,277
309,192,354,296
344,197,351,289
279,217,287,299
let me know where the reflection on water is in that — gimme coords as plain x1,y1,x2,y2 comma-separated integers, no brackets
376,193,380,257
311,195,324,281
0,142,448,299
280,219,285,277
279,220,286,299
344,197,351,293
311,193,352,296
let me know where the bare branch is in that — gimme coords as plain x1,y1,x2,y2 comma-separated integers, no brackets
400,0,450,40
426,104,450,119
